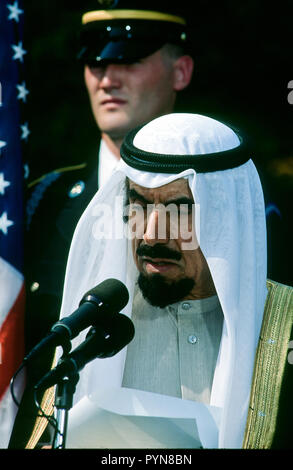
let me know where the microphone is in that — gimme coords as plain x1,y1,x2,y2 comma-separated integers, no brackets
24,278,129,363
35,313,135,390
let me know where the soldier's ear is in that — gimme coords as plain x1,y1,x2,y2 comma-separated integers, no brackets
173,55,194,91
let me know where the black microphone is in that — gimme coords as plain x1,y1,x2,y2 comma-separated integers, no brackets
35,313,135,390
24,278,129,363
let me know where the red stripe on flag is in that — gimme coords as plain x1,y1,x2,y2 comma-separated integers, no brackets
0,284,25,401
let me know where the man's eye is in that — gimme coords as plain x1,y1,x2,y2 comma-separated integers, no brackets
129,201,147,211
86,62,103,71
165,203,193,216
179,204,193,215
130,199,146,206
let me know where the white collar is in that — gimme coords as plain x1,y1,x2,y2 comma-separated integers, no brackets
98,139,119,188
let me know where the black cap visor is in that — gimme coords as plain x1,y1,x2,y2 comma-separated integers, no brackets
78,20,188,65
78,39,166,66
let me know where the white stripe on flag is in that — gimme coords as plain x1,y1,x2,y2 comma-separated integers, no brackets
0,256,25,448
0,257,23,325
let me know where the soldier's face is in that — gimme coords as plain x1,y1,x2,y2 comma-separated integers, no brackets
84,49,180,143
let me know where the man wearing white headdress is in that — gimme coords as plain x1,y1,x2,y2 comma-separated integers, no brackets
29,113,292,449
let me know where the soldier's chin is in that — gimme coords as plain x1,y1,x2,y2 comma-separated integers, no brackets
137,272,195,309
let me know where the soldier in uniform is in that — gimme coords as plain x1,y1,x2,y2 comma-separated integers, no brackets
9,1,195,448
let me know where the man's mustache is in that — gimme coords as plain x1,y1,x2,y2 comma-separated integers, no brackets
136,244,182,261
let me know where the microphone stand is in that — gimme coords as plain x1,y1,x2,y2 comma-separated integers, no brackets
52,368,80,449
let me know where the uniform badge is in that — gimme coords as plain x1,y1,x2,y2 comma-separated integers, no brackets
68,181,85,198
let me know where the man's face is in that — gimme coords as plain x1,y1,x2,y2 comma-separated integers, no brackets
84,49,179,142
127,178,216,306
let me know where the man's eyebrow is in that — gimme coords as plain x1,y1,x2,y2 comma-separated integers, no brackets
165,196,194,206
128,188,194,207
128,188,152,205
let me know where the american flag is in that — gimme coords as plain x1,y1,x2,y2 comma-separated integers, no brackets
0,1,28,448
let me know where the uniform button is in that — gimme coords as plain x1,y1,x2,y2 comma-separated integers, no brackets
182,302,191,310
30,281,39,292
188,335,197,344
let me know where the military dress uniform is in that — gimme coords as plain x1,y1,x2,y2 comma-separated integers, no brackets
24,137,120,354
25,157,99,352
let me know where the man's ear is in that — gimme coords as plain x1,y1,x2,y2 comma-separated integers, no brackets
173,55,194,91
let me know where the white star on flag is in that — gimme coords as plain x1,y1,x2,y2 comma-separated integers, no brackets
20,122,30,140
11,41,27,62
0,211,14,235
0,173,11,195
16,81,29,102
0,141,7,154
7,1,24,22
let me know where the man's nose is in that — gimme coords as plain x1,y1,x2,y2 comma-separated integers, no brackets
98,64,122,90
143,208,169,245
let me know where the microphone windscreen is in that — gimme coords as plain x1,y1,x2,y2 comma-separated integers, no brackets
81,278,129,313
85,313,135,359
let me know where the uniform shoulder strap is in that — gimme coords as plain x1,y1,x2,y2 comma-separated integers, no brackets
27,163,87,189
243,279,293,448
